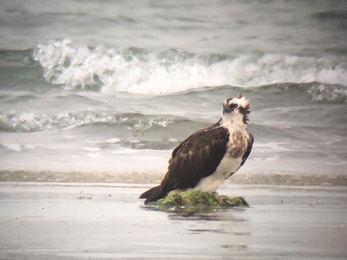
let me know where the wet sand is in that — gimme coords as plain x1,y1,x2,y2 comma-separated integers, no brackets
0,182,346,259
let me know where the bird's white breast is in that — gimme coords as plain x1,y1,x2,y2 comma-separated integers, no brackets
193,152,242,193
193,109,249,193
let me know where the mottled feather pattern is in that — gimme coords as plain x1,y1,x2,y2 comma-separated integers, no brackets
162,126,229,192
229,131,248,158
140,95,254,204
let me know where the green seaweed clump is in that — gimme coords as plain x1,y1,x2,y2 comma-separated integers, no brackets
146,190,249,213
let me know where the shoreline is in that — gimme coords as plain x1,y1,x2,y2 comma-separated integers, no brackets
1,170,347,186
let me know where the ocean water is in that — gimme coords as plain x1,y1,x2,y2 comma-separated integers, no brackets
0,0,347,185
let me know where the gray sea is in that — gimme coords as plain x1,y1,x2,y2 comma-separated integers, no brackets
1,0,347,184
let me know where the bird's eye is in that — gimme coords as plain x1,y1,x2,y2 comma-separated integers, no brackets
230,103,238,109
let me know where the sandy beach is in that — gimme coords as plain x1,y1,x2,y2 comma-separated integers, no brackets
1,1,347,259
0,182,346,260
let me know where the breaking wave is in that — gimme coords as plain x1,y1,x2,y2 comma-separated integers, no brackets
0,111,175,133
307,83,347,103
32,39,347,95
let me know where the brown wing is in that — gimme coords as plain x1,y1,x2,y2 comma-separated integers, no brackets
241,133,254,166
159,125,229,194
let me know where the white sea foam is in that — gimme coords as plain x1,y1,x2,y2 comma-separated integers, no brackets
2,144,22,152
0,110,174,133
33,40,347,95
307,83,347,102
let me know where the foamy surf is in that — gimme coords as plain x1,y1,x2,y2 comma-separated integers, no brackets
33,40,347,95
2,0,347,185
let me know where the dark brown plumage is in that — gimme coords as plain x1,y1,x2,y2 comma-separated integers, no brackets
140,95,253,204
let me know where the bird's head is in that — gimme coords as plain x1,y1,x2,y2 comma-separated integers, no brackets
222,94,251,125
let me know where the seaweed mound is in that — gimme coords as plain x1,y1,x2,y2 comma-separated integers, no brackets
145,190,249,213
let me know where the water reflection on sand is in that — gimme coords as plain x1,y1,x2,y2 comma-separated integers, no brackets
0,183,346,259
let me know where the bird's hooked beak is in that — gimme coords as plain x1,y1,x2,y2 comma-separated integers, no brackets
222,94,251,124
223,105,232,114
223,98,238,114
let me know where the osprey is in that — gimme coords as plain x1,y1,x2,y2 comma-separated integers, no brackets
140,94,254,204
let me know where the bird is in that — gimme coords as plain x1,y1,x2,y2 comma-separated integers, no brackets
139,94,254,204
